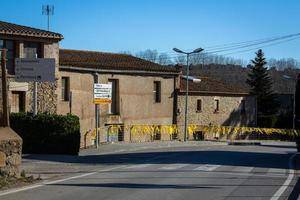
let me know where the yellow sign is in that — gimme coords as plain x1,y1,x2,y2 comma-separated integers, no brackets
94,99,112,104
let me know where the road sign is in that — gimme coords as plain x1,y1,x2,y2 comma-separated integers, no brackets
15,58,55,82
94,83,112,104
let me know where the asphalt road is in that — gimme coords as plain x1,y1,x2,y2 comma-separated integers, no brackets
1,143,299,200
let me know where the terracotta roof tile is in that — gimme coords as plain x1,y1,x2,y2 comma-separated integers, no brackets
0,21,63,40
59,49,179,73
180,77,248,94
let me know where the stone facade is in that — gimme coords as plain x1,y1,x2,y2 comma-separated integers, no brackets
176,94,257,140
57,71,176,147
0,127,22,177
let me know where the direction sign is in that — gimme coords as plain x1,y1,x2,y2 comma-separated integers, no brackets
15,58,55,82
94,83,112,104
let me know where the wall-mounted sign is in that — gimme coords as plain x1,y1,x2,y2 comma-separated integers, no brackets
15,58,55,82
94,83,112,104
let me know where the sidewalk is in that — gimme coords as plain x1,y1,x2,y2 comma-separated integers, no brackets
79,140,227,156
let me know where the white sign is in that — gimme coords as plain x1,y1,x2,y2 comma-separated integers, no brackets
15,58,55,82
94,83,112,104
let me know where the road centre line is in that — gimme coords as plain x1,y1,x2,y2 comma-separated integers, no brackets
160,164,189,170
194,164,221,171
270,153,299,200
0,165,125,197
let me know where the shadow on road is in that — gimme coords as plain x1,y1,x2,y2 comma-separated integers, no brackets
23,150,299,170
288,176,300,200
51,183,219,189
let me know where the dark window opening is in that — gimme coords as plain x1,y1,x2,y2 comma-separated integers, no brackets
241,99,246,114
0,39,16,75
109,79,119,114
154,81,161,103
24,42,42,58
214,99,219,113
61,77,70,101
197,99,202,112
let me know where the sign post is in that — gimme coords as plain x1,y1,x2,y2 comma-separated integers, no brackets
94,83,112,148
15,58,55,115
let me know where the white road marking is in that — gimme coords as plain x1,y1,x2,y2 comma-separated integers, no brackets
267,168,287,175
194,164,220,171
160,164,189,170
232,166,254,173
270,153,299,200
125,164,153,169
0,165,124,197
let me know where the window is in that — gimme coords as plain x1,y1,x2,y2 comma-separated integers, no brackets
108,79,119,114
241,99,246,114
11,91,25,113
153,81,161,103
196,99,202,112
24,42,42,58
61,77,70,101
214,99,219,113
0,39,15,74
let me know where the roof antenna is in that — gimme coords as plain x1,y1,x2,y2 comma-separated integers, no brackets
42,5,54,31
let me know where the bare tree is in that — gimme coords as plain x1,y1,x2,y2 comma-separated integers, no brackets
135,49,158,63
119,51,132,55
158,53,172,65
174,54,187,65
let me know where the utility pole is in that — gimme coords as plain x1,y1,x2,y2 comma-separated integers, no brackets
1,49,9,127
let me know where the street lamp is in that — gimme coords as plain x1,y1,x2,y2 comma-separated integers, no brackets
173,47,204,141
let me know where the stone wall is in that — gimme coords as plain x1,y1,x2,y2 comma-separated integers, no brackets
0,127,22,177
25,42,60,113
176,94,257,140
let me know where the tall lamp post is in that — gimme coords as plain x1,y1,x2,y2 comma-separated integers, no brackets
173,47,204,141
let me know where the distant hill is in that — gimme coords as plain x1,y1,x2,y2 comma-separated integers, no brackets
186,64,300,94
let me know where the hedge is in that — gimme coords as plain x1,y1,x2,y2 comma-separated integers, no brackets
10,112,80,155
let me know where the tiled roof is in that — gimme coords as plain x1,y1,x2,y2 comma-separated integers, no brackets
0,21,63,40
59,49,179,73
180,77,248,94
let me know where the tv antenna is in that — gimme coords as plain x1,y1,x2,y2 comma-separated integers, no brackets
42,5,54,31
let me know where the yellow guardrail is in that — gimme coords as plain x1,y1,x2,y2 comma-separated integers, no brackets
87,124,300,141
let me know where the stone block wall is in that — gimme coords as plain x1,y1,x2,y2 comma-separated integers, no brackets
0,127,22,177
176,94,257,139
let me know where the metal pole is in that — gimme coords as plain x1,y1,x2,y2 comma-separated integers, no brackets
47,14,50,31
95,105,99,148
33,54,38,115
1,49,9,127
94,74,99,148
293,91,296,129
184,53,189,141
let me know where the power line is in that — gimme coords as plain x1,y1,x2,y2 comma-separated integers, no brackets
155,32,300,56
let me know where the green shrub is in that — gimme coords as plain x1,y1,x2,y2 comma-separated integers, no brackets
10,112,80,155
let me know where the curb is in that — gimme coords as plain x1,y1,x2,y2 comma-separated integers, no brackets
227,141,261,146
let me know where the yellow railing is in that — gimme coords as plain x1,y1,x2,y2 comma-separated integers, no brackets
87,124,300,141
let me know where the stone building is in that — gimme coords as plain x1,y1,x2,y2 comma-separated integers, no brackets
175,76,257,140
0,21,63,115
0,21,180,148
0,20,258,147
58,49,179,147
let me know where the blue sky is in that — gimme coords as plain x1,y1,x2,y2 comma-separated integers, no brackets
1,0,300,62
